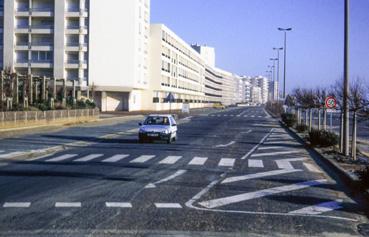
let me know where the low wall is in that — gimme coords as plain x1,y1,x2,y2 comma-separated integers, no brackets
0,109,100,130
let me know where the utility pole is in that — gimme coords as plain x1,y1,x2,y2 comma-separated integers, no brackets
343,0,350,156
273,48,283,100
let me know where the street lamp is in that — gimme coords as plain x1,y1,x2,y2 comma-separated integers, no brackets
270,58,278,100
278,27,292,99
273,47,283,100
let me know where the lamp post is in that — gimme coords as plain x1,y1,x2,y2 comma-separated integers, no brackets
343,0,350,156
278,27,292,99
270,58,278,100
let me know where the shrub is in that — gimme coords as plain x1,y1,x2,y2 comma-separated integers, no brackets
308,129,338,147
85,99,96,109
296,124,308,133
357,166,369,189
281,113,297,127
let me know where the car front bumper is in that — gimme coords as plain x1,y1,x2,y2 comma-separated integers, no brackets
139,132,171,141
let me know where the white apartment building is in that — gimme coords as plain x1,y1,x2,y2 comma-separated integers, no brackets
251,86,262,105
250,76,269,104
214,68,239,106
203,65,222,104
148,24,206,111
269,80,279,101
2,0,150,112
242,76,252,104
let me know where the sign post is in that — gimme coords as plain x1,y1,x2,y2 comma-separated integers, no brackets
166,93,175,114
325,96,337,131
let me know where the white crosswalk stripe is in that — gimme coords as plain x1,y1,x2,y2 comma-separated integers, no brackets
105,202,132,208
130,155,155,163
159,156,182,165
276,158,307,170
289,200,343,215
258,146,288,150
102,154,130,163
248,159,264,168
3,202,31,208
303,162,323,173
74,154,103,162
188,157,208,166
222,169,301,184
218,158,235,167
46,154,78,162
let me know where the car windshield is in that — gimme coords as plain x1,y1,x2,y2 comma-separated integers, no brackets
144,116,170,125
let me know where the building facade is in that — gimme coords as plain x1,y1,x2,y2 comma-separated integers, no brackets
148,24,206,111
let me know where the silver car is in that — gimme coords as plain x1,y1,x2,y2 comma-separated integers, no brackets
138,115,178,144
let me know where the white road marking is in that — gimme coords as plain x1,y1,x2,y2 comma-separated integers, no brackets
74,154,103,162
55,202,81,208
289,200,343,215
303,162,323,173
105,202,132,208
102,154,129,163
264,141,300,145
276,158,308,170
248,159,264,168
188,157,208,166
214,141,236,148
258,146,288,150
241,129,252,134
3,202,31,208
222,169,302,184
130,155,155,163
218,158,235,167
46,154,78,162
251,150,302,157
0,152,25,159
155,203,182,208
198,179,327,209
159,156,182,164
145,170,187,189
241,129,274,160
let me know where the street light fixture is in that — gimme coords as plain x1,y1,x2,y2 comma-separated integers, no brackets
278,27,292,99
270,58,278,101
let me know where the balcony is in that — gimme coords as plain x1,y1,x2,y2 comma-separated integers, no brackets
30,24,54,34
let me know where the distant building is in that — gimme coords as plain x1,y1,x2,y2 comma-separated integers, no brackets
251,86,262,105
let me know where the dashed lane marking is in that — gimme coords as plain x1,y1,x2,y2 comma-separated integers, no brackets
188,157,208,166
159,156,182,165
248,159,264,168
251,150,302,157
154,203,182,209
3,202,31,208
130,155,155,163
105,202,132,208
218,158,235,167
55,202,81,208
289,200,343,215
74,154,104,162
303,162,323,173
46,154,78,162
102,154,130,163
221,169,302,184
198,179,327,209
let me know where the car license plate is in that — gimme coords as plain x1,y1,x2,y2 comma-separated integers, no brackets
148,133,159,137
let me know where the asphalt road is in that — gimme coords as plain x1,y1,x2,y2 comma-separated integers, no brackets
0,107,368,237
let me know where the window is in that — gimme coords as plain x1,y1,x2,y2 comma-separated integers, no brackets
31,51,53,62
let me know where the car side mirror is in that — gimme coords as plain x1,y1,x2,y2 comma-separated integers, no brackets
138,122,142,126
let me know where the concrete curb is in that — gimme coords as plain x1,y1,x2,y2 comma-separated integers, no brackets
279,120,369,200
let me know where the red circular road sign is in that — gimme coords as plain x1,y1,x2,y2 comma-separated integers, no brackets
325,96,337,109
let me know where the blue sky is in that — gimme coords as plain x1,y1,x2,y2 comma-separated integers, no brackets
151,0,369,92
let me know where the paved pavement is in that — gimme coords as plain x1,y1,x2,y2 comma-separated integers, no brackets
0,107,368,236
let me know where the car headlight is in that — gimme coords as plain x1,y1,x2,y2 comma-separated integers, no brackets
162,130,170,134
